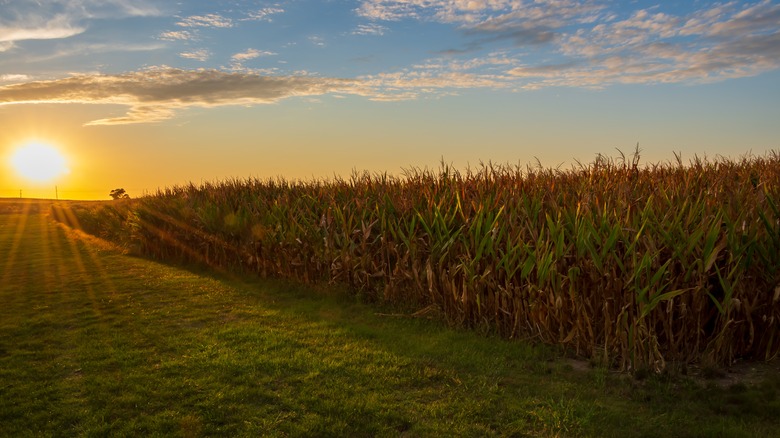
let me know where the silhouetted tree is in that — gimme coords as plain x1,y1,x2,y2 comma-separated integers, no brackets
110,188,130,200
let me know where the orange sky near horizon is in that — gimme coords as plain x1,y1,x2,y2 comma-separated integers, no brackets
2,2,779,200
2,88,778,201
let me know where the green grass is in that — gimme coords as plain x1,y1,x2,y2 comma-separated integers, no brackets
1,207,779,437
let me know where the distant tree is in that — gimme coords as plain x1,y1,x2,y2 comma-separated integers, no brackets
110,188,130,200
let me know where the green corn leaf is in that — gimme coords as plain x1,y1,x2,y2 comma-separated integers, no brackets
521,251,535,280
706,289,725,315
640,288,689,319
650,259,671,287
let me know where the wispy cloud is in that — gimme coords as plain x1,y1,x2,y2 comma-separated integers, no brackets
0,67,359,125
12,41,165,66
361,70,511,101
355,1,420,21
523,1,780,88
308,35,326,47
177,14,234,28
231,49,276,61
179,49,211,62
0,15,86,43
356,0,600,25
228,49,278,71
357,55,519,100
0,74,31,83
71,0,163,19
159,30,195,41
242,7,285,22
0,0,164,45
1,0,778,120
357,0,780,88
352,23,388,36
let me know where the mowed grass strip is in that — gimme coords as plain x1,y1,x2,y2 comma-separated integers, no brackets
0,209,778,437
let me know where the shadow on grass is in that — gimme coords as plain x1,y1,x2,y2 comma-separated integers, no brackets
2,212,778,437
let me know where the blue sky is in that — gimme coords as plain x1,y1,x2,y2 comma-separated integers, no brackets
0,0,779,198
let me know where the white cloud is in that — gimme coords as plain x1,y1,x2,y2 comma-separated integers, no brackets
17,41,165,65
159,30,194,41
356,1,421,21
363,70,510,92
0,74,31,83
358,55,518,100
0,67,360,125
697,0,780,37
352,23,388,36
66,0,163,19
103,1,162,18
0,15,86,43
179,49,211,61
309,35,326,47
231,49,276,61
242,7,285,22
356,0,601,25
177,14,233,28
357,0,780,89
356,0,605,56
0,1,164,44
539,2,780,88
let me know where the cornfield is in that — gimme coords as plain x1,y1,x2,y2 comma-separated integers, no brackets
52,151,780,371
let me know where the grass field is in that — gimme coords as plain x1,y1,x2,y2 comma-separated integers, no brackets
1,203,779,436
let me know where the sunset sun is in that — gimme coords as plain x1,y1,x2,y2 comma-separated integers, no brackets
11,142,70,183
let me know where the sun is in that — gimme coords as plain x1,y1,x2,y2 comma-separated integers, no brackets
11,142,70,183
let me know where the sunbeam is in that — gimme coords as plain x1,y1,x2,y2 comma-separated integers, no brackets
0,201,34,288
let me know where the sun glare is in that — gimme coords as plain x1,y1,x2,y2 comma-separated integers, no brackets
11,142,70,183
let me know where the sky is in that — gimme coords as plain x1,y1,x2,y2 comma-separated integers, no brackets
0,0,778,199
